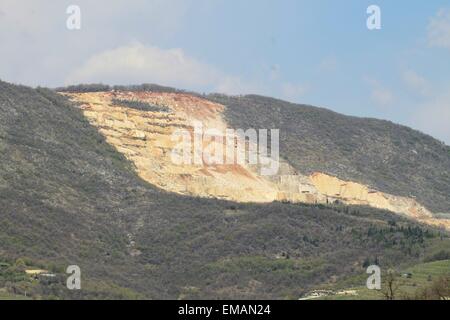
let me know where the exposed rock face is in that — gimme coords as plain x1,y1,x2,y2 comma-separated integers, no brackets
309,172,449,229
65,91,450,230
66,91,280,203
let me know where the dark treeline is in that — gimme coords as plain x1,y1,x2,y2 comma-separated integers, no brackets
111,98,170,113
55,83,189,94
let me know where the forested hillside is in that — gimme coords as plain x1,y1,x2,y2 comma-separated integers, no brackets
207,94,450,214
0,81,448,299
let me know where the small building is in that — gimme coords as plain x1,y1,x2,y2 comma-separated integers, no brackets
402,273,413,279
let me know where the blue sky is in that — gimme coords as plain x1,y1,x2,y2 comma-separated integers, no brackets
1,0,449,143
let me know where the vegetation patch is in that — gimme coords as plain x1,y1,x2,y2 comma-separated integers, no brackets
111,98,170,113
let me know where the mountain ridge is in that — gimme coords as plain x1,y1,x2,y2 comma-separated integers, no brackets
61,89,450,229
208,93,450,214
1,80,449,299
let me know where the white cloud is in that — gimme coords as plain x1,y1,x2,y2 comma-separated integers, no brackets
214,76,263,95
67,42,311,99
372,88,394,106
365,77,394,107
318,56,338,73
0,0,195,86
407,8,450,144
269,64,281,81
280,82,309,102
428,8,450,50
402,70,430,96
65,42,259,95
411,89,450,144
66,43,218,88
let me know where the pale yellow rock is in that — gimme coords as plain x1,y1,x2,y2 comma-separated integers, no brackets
25,269,47,275
310,172,450,230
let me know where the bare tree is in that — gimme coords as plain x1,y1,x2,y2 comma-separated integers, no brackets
380,270,401,300
412,276,450,300
430,276,450,300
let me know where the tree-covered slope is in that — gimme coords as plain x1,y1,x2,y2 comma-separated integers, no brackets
207,94,450,214
0,81,448,299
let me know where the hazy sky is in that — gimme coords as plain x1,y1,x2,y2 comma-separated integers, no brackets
1,0,450,143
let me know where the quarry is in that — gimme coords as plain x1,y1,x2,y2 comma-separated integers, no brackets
64,90,450,230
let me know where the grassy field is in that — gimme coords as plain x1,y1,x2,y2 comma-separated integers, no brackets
311,259,450,300
0,291,30,300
